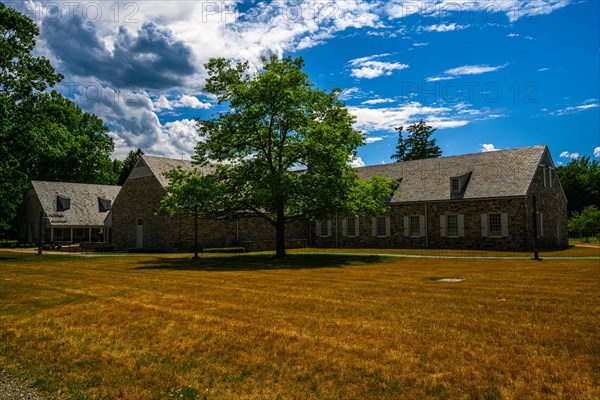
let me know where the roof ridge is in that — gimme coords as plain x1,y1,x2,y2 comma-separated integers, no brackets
31,180,121,188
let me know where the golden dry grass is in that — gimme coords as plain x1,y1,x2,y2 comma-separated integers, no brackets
0,251,598,399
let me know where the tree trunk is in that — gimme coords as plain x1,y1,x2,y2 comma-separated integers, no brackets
275,206,286,258
193,205,199,259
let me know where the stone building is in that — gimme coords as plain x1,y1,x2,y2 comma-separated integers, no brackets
110,145,567,251
18,181,121,243
316,145,568,249
110,155,308,251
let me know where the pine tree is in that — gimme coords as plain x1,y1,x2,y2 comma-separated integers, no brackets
391,120,442,162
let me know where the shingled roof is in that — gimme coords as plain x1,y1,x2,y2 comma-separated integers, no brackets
128,155,210,187
30,181,121,226
356,145,549,202
133,145,549,202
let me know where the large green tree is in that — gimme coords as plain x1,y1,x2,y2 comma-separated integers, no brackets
391,120,442,162
0,3,117,233
556,156,600,216
178,55,393,257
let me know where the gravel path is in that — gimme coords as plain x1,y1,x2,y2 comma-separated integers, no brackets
0,369,68,400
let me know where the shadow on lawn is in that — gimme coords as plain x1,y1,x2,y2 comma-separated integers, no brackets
134,253,390,272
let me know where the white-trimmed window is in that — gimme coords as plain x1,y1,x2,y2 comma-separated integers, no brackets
451,178,460,192
403,215,425,237
343,217,359,237
481,213,508,238
371,216,390,237
315,220,331,237
440,214,464,237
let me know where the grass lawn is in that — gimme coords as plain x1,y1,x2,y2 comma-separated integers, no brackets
0,252,598,399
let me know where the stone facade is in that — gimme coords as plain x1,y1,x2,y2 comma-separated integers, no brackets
111,146,568,252
312,164,568,251
111,174,309,251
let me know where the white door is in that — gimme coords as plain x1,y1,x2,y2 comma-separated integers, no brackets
136,218,144,248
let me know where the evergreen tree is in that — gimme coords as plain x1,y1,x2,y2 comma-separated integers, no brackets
391,120,442,162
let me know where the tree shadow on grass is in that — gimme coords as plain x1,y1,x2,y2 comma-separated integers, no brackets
134,253,391,272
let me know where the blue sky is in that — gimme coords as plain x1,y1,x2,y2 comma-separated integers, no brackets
9,0,599,165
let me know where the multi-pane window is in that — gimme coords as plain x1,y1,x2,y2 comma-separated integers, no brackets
410,215,420,237
451,178,460,192
488,213,502,237
447,215,459,237
347,217,357,237
376,216,387,237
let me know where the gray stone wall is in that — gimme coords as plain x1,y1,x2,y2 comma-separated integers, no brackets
17,188,44,242
525,166,569,247
313,197,530,250
111,175,309,251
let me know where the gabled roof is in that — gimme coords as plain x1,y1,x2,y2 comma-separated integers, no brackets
30,181,121,226
130,145,548,202
128,155,210,187
356,145,547,202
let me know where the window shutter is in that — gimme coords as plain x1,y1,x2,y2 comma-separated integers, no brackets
342,218,347,237
543,167,548,187
440,215,447,237
549,170,553,188
458,214,465,237
385,216,391,237
315,221,321,237
481,214,489,237
539,213,544,237
327,220,332,237
403,216,409,237
371,217,377,237
419,215,425,237
501,213,509,237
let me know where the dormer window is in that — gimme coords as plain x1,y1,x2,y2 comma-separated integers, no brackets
98,197,112,212
451,178,460,192
56,195,70,212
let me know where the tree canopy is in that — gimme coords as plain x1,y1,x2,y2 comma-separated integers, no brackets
568,205,600,236
391,120,442,162
165,55,394,257
556,156,600,216
117,148,145,185
0,4,117,233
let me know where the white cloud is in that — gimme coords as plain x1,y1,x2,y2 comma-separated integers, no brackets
364,136,384,144
480,143,499,152
560,151,580,159
349,156,366,168
594,147,600,158
361,98,395,105
426,76,456,82
423,23,468,32
175,95,211,109
349,54,409,79
413,42,429,47
551,102,600,116
445,64,508,76
538,67,550,72
348,102,470,133
508,33,535,40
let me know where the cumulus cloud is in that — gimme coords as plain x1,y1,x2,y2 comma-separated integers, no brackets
349,54,409,79
42,16,197,89
594,147,600,158
480,143,499,152
349,156,366,168
560,151,580,159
